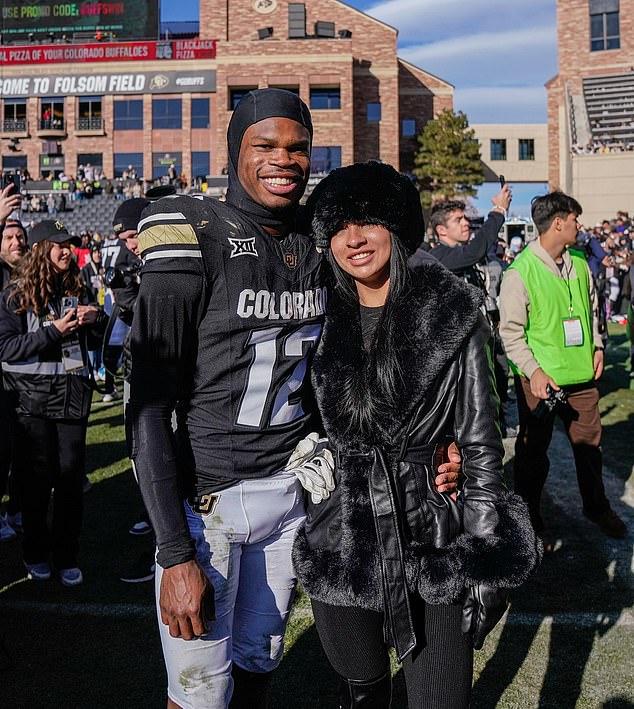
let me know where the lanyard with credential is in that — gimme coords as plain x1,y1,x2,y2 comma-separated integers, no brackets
561,259,584,347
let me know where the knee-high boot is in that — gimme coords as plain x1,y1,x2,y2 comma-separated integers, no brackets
338,671,392,708
229,664,273,709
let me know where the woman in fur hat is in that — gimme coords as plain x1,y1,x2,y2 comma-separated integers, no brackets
292,161,541,708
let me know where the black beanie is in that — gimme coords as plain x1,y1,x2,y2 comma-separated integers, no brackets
112,198,150,234
307,161,424,255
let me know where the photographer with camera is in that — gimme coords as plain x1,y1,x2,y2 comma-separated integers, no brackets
104,197,162,580
0,220,107,585
99,198,148,403
500,192,626,545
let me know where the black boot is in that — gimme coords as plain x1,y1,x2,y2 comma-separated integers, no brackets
229,664,273,709
338,671,392,708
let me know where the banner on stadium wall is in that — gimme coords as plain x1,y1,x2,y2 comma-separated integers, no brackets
0,1,160,41
0,70,217,97
0,39,217,66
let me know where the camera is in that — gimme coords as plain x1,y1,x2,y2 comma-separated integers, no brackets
534,384,568,419
103,262,142,289
2,173,21,194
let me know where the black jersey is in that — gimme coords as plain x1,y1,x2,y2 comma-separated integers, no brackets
129,195,327,566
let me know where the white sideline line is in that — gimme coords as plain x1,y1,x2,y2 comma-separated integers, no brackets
0,600,633,628
0,600,154,619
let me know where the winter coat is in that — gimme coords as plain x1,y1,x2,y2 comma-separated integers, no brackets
292,258,541,659
0,289,104,420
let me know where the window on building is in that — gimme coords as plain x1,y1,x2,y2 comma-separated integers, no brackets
191,98,210,129
490,139,507,161
191,151,210,179
78,153,103,169
288,3,306,38
2,99,27,132
310,87,341,110
311,146,342,174
114,152,143,178
367,102,381,123
2,155,28,172
518,139,535,161
590,0,620,51
402,119,417,138
40,98,65,129
77,96,103,130
153,99,182,130
114,100,143,130
229,88,257,110
152,152,182,179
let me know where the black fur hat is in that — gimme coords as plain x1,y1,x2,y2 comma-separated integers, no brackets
307,161,424,255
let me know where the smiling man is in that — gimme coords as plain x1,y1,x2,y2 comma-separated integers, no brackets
128,90,327,709
128,89,460,709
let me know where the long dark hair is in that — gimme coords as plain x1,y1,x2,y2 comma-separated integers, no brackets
327,234,412,436
11,240,83,316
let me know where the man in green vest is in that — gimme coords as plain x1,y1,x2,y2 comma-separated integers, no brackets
500,191,626,541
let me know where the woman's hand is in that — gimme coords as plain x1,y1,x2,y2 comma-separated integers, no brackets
77,304,99,327
462,583,509,649
52,309,79,336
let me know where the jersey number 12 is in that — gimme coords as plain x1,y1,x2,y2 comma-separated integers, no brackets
237,323,321,428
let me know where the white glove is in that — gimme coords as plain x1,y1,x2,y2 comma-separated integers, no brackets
285,433,336,504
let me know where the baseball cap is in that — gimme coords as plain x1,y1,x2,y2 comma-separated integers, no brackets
29,220,80,247
112,198,150,235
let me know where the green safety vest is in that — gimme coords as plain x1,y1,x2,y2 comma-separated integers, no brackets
507,247,595,386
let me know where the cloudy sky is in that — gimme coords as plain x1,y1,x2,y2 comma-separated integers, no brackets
163,0,558,124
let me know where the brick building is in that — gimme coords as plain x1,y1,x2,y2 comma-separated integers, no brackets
0,0,453,183
547,0,634,223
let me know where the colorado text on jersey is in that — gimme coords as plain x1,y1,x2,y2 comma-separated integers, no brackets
237,287,327,320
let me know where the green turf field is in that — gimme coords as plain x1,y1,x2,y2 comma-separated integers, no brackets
1,326,632,707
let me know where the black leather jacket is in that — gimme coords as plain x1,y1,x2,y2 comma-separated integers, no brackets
293,258,540,659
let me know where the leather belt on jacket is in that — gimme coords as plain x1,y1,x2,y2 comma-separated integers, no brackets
338,444,435,662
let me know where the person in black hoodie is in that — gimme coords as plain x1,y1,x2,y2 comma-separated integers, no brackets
0,220,106,586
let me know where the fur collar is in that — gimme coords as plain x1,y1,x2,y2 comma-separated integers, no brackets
312,258,483,451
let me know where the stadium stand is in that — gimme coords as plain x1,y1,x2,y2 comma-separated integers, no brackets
21,190,118,236
583,73,634,146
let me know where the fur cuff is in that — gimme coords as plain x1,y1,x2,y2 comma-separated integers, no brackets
412,493,543,604
292,527,383,611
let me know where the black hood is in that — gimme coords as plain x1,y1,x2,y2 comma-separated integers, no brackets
226,88,313,231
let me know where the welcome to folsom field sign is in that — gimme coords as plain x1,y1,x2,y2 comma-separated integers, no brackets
0,70,217,97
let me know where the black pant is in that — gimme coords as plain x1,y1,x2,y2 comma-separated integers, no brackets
14,415,87,568
312,596,473,709
103,345,122,394
514,376,609,529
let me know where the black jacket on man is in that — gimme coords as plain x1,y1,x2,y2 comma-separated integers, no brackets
410,211,505,280
292,257,541,659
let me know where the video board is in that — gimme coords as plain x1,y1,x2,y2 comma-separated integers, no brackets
1,2,160,41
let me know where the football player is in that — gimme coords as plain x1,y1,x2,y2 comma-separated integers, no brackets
128,89,460,709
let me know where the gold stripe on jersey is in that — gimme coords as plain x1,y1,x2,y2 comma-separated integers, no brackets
138,223,198,256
